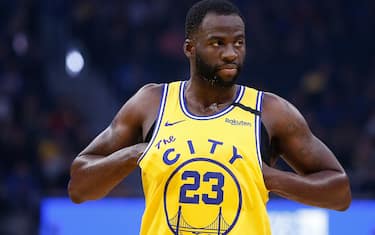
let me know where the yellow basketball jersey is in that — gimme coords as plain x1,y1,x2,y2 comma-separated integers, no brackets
138,81,271,235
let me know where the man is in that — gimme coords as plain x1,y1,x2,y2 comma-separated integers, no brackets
68,0,351,234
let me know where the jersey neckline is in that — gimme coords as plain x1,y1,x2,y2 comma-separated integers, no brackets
179,80,245,120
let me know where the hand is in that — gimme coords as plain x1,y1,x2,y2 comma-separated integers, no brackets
133,142,149,158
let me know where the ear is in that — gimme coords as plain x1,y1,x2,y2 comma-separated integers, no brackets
183,38,195,58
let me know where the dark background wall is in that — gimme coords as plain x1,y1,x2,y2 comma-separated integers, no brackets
0,0,374,234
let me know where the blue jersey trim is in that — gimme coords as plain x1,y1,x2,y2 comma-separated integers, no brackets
137,84,169,165
179,81,245,120
255,91,264,169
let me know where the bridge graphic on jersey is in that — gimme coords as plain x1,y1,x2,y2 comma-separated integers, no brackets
168,205,231,235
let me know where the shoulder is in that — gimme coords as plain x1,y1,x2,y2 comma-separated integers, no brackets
113,83,165,127
134,83,165,99
262,92,289,113
261,92,309,138
125,83,164,108
136,83,165,118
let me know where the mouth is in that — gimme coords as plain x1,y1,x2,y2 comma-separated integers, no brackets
219,68,237,73
217,65,238,76
216,64,239,79
217,64,238,70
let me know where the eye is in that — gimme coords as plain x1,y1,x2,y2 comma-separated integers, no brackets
234,39,244,47
210,39,224,47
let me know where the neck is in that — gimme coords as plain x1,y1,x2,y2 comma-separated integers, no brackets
185,76,237,108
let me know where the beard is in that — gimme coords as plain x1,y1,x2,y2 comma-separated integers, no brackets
195,53,242,87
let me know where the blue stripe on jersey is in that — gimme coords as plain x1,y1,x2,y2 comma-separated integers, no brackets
255,91,264,168
138,84,169,164
179,81,245,120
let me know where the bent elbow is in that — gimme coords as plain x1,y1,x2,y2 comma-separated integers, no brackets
334,174,352,211
68,180,85,204
68,158,89,204
335,193,351,211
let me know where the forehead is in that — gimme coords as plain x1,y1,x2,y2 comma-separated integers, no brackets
198,13,245,37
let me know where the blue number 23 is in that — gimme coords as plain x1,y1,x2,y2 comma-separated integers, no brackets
179,170,224,205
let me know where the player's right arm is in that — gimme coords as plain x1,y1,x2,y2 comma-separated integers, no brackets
68,84,162,204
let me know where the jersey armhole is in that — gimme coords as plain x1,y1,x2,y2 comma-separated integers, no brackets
255,91,264,169
260,121,272,165
144,121,156,142
137,84,168,165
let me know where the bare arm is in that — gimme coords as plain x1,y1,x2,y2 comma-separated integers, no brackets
261,92,351,211
68,84,162,203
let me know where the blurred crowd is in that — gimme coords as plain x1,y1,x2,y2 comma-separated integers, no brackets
0,1,91,233
0,0,374,234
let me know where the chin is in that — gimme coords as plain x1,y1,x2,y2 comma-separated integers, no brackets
216,76,238,87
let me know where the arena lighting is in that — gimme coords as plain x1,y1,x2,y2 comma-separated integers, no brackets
65,49,85,77
12,32,29,55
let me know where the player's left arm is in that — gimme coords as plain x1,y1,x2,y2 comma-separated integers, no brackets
261,92,351,211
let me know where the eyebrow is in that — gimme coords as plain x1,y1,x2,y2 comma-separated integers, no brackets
206,34,245,40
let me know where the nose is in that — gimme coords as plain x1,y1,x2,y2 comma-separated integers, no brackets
221,44,238,62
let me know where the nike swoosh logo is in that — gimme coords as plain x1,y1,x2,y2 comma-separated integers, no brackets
164,120,185,126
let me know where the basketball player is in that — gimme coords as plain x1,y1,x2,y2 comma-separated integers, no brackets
68,0,351,234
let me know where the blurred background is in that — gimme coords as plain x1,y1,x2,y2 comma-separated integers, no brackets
0,0,374,234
